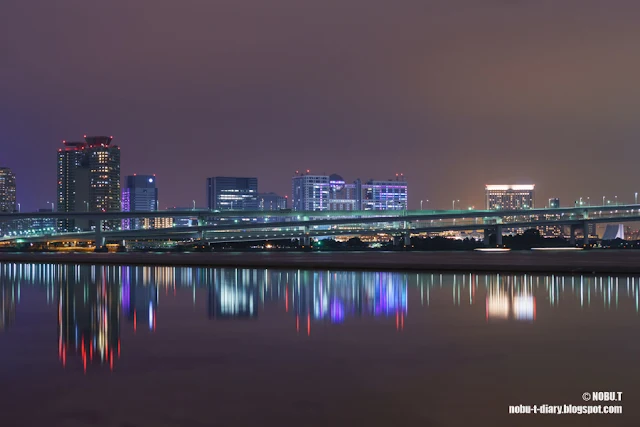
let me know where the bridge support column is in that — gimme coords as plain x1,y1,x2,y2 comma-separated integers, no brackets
404,231,411,247
302,226,310,247
582,221,590,247
569,224,578,246
393,235,402,247
94,219,105,251
495,225,503,247
483,228,491,246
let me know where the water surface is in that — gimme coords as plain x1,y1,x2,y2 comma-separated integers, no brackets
1,264,638,426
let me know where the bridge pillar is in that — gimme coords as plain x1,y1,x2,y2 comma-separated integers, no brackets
393,235,402,247
302,226,310,247
197,217,205,227
483,228,491,246
582,221,590,247
569,224,578,246
495,225,503,247
404,231,411,247
94,219,105,250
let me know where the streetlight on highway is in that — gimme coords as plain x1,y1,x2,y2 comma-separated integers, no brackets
420,200,423,210
615,196,618,206
452,199,460,210
602,196,606,206
47,201,54,211
635,192,638,204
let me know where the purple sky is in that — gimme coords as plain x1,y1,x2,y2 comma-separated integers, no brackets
2,0,640,211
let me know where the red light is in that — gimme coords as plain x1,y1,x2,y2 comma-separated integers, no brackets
83,135,86,138
306,169,310,173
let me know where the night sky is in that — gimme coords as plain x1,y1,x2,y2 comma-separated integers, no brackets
2,0,640,211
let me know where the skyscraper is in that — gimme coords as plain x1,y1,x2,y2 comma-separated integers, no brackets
206,177,258,210
485,185,535,210
0,167,16,213
362,177,408,210
292,172,408,211
292,174,330,211
122,174,158,230
57,136,121,231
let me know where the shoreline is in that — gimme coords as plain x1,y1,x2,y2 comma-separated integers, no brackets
2,250,640,274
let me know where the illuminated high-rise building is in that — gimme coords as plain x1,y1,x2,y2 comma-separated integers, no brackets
57,136,121,231
206,177,258,210
292,172,408,211
362,177,408,210
0,167,16,213
485,185,535,210
292,174,330,211
122,174,158,230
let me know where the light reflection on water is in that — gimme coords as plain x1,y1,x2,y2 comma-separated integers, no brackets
1,263,639,373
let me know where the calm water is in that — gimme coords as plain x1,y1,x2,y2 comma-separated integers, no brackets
1,264,639,427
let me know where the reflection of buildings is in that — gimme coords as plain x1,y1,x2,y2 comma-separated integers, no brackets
290,272,408,332
58,267,120,371
486,286,536,322
121,266,158,331
208,283,259,319
0,282,17,331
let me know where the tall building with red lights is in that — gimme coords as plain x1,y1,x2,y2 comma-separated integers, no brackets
0,167,16,213
57,136,121,231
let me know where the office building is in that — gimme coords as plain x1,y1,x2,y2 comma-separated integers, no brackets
258,192,287,210
30,208,56,234
0,167,16,213
292,172,408,211
362,177,408,210
122,174,158,230
292,174,330,211
548,198,560,208
57,136,121,231
485,185,535,210
206,177,258,210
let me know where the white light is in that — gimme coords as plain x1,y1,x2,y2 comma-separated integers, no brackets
148,178,153,183
485,185,535,191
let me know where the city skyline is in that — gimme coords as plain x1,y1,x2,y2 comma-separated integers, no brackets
4,1,640,212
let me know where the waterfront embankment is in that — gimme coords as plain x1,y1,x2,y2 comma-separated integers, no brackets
2,250,640,274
